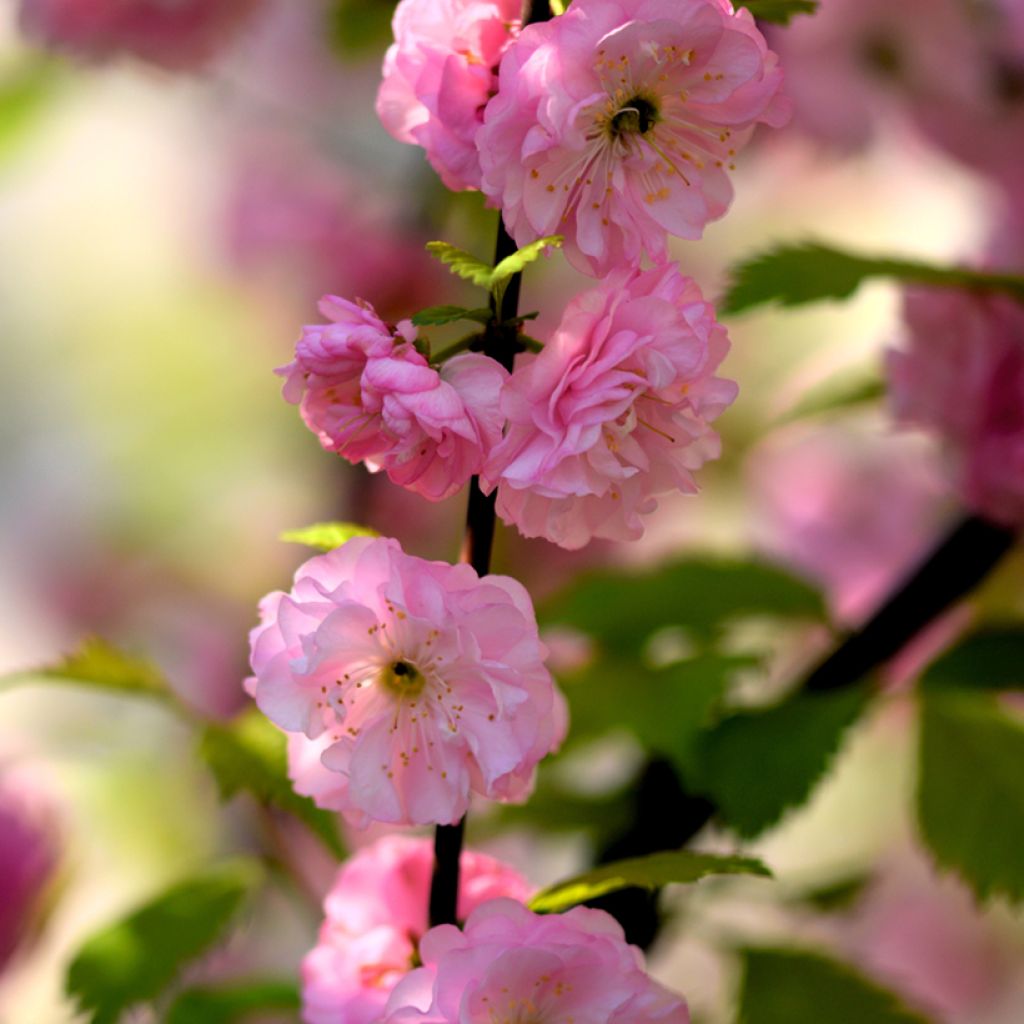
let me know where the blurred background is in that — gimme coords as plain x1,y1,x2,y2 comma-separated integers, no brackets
0,0,1022,1021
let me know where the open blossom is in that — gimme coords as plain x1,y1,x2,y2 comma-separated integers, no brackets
303,836,530,1024
888,288,1024,527
482,263,736,549
278,296,507,502
477,0,788,276
18,0,262,70
377,0,522,191
248,536,566,826
380,898,689,1024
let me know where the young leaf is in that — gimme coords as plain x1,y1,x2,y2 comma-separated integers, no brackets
66,860,262,1024
1,637,172,702
410,305,492,327
491,235,564,285
722,241,1024,315
776,372,885,424
920,629,1024,692
694,686,870,838
425,241,494,288
199,709,346,859
0,59,63,158
164,980,300,1024
740,1,818,25
279,521,379,552
918,691,1024,902
529,850,770,913
739,947,932,1024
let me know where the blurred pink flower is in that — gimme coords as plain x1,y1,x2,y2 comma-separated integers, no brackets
0,773,59,972
18,0,262,70
888,287,1024,527
248,536,566,826
482,263,736,549
278,296,507,502
303,836,530,1024
477,0,787,276
377,0,522,191
380,898,689,1024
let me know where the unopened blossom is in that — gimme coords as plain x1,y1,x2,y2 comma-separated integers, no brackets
278,296,507,502
248,536,566,826
380,898,689,1024
482,263,736,549
303,836,530,1024
477,0,788,276
888,287,1024,527
377,0,522,191
18,0,262,70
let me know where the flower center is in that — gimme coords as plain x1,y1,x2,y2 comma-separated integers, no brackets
609,94,659,137
381,659,425,698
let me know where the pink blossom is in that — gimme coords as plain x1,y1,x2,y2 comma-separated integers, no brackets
482,263,736,549
278,296,508,502
303,836,530,1024
18,0,262,70
248,536,566,826
477,0,788,276
377,0,522,191
888,287,1024,527
380,898,689,1024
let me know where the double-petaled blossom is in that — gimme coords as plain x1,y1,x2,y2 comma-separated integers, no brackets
18,0,262,70
888,287,1024,527
379,898,690,1024
377,0,523,191
302,836,530,1024
477,0,788,276
482,263,736,549
278,296,507,502
248,536,567,826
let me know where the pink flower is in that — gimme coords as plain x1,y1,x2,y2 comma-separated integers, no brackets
477,0,788,276
248,536,567,826
18,0,262,70
888,287,1024,527
377,0,522,191
302,836,530,1024
278,296,508,502
380,898,689,1024
481,263,736,549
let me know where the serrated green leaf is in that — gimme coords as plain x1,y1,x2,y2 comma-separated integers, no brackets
740,0,818,24
694,686,870,838
491,235,563,285
163,980,300,1024
410,305,492,327
777,372,885,424
918,692,1024,902
279,521,379,552
541,557,826,655
199,710,345,859
739,948,932,1024
425,241,494,288
921,629,1024,692
1,637,172,702
66,861,262,1024
722,241,1024,315
530,850,770,913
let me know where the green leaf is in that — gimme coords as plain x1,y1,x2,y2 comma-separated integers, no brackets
722,241,1024,315
491,235,564,285
541,557,826,655
0,59,62,159
425,241,495,288
494,777,634,842
738,948,932,1024
66,861,262,1024
410,305,492,327
163,980,300,1024
740,0,819,24
199,709,345,859
279,521,379,552
529,850,770,913
921,629,1024,692
777,372,885,424
1,637,172,702
694,686,870,838
918,692,1024,902
325,0,394,55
